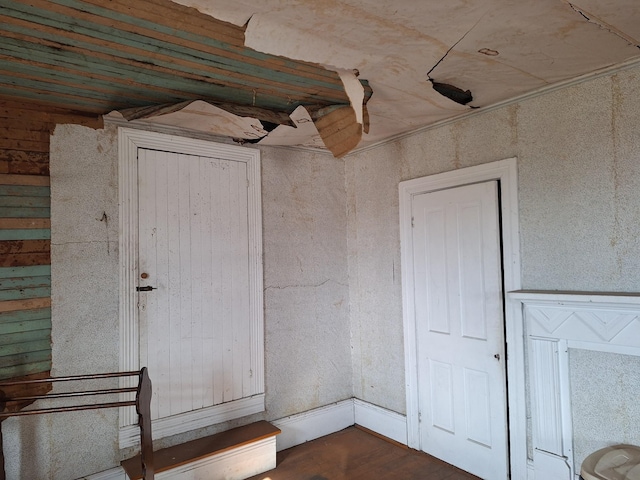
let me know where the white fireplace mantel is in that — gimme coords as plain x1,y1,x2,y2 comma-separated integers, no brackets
507,291,640,479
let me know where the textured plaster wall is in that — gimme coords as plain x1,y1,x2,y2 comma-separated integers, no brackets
570,349,640,468
261,147,352,419
346,65,640,464
5,125,350,479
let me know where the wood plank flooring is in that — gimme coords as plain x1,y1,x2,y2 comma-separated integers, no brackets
245,426,481,480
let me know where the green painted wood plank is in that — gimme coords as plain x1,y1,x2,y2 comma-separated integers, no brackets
0,328,50,346
0,22,348,111
0,27,326,103
0,308,51,324
0,266,51,279
0,350,51,370
0,74,143,106
0,84,114,112
0,357,51,379
0,338,51,356
3,61,189,106
0,206,50,218
0,229,50,241
0,275,51,290
0,195,50,207
0,318,50,335
0,286,51,301
0,185,50,197
51,0,340,81
4,2,346,92
0,40,264,108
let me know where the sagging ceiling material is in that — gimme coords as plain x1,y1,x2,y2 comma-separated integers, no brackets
0,0,372,157
176,0,640,146
1,0,640,155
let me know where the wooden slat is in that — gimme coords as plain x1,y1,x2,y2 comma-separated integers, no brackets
0,253,50,267
0,99,102,127
0,298,50,313
0,338,51,356
1,195,50,207
0,206,50,217
0,239,50,254
0,126,50,143
0,274,50,289
0,306,50,322
0,229,50,240
0,346,51,370
0,174,49,186
0,286,51,302
0,265,51,279
0,327,50,347
0,150,50,176
0,318,50,335
0,137,50,154
0,218,50,229
0,184,50,197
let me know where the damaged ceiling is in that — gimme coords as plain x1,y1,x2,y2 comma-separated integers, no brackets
1,0,640,156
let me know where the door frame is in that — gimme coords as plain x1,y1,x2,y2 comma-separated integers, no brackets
117,127,264,447
399,158,525,478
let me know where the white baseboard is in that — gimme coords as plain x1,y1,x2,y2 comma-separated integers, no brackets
86,398,407,479
353,399,407,445
271,399,355,451
81,466,127,480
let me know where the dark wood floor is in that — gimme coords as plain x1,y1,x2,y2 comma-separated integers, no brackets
245,426,481,480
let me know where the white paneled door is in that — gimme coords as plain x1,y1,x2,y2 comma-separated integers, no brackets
412,181,508,479
137,148,252,421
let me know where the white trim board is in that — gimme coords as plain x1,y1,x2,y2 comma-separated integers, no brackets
353,399,407,446
117,127,264,447
399,158,526,479
272,398,407,451
508,291,640,480
86,398,407,479
271,400,355,451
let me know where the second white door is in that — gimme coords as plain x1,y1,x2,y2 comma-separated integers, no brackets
412,181,508,479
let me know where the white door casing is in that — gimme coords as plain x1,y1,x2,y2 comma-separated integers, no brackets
400,158,524,479
118,128,264,447
412,181,507,479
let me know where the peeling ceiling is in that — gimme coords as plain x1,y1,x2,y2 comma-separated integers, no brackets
2,0,640,156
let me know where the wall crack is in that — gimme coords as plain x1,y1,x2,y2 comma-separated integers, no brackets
264,279,347,291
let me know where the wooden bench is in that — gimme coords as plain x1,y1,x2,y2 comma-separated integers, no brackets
0,368,154,480
122,420,280,480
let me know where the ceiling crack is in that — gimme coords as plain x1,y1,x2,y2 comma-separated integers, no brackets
565,2,640,48
427,13,487,78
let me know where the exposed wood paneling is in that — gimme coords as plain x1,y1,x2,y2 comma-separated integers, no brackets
0,0,370,117
0,105,52,382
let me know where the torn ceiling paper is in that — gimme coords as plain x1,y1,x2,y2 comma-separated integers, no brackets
110,97,365,158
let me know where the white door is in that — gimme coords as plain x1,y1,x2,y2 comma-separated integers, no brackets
412,181,508,479
137,148,252,421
